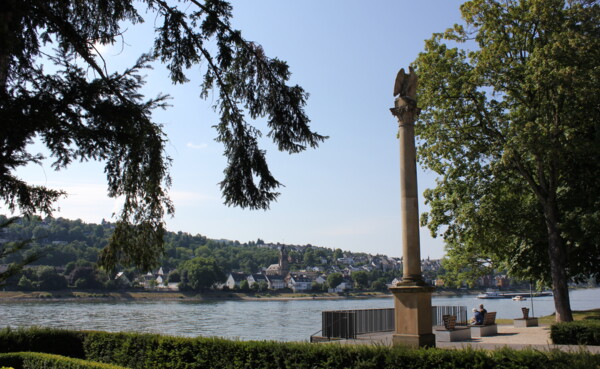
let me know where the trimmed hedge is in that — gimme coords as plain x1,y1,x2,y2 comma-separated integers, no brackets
551,320,600,346
1,328,599,369
0,327,85,358
0,352,127,369
80,333,600,369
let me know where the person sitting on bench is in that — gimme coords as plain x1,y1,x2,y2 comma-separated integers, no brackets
479,304,487,319
470,308,484,325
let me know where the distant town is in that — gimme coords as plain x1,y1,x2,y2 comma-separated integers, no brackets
1,215,538,293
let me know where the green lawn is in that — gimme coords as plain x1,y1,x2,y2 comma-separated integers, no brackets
496,308,600,325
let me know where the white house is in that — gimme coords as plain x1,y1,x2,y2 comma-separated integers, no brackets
336,257,354,265
288,275,312,293
247,273,267,287
114,271,131,285
226,272,247,289
314,275,327,285
265,274,286,290
329,277,354,293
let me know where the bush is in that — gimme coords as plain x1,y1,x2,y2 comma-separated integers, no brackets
77,331,600,369
0,327,85,358
551,320,600,345
0,352,127,369
1,327,600,369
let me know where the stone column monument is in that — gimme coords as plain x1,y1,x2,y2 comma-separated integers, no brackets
389,66,435,348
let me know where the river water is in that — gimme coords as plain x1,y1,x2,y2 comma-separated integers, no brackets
1,288,599,342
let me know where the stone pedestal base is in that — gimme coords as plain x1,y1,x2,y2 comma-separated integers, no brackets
470,324,498,338
393,333,436,347
514,318,539,327
390,284,436,348
435,327,471,342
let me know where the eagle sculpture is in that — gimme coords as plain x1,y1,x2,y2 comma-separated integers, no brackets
393,66,418,101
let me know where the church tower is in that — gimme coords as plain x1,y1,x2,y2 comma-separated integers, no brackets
279,245,289,277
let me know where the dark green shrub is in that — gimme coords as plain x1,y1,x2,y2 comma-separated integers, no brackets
0,327,85,358
0,352,127,369
1,328,600,369
551,320,600,345
82,331,600,369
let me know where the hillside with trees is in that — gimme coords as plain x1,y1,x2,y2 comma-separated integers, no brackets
0,215,405,292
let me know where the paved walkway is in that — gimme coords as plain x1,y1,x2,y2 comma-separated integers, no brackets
338,325,600,353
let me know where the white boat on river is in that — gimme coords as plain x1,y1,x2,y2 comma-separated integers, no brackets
477,290,552,299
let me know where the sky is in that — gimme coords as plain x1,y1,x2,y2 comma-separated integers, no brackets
12,1,468,259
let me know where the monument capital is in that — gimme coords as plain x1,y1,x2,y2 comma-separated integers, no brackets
390,97,421,126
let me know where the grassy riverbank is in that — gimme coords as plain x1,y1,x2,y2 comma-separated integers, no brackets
0,290,389,301
495,308,600,325
0,289,478,302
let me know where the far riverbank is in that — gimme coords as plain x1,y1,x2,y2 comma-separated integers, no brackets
0,289,478,302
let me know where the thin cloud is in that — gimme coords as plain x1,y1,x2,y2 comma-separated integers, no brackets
186,142,208,150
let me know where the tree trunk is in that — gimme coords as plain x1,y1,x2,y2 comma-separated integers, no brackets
543,199,573,322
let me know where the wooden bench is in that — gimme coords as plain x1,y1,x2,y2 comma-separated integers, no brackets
470,311,497,337
435,315,471,342
514,307,539,327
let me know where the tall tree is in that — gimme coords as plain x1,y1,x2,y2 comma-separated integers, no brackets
0,0,325,272
415,0,599,322
326,272,343,290
351,270,369,290
179,256,224,291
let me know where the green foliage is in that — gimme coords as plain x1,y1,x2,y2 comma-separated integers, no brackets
1,216,409,291
14,266,68,291
311,282,325,292
327,273,343,289
351,271,369,289
550,320,600,346
178,257,225,291
370,278,389,291
67,266,110,290
2,328,600,369
438,254,493,289
0,216,278,290
166,269,180,283
1,0,325,273
0,352,127,369
0,327,85,358
414,0,600,320
0,217,41,285
258,280,269,292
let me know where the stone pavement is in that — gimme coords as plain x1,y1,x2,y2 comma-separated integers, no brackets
341,325,600,353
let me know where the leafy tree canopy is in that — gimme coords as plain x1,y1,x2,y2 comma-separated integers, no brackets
326,272,343,289
415,0,599,321
350,270,368,289
179,256,224,291
0,0,326,272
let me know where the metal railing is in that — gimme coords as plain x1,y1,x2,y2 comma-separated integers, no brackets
321,308,395,339
315,305,467,341
432,305,468,326
353,308,395,334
